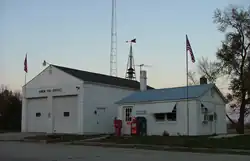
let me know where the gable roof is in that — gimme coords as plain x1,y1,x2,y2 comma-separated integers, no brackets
116,83,227,104
52,65,154,90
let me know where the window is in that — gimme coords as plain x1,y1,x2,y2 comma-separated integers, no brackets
214,112,217,121
36,112,41,117
64,112,70,117
166,105,177,121
154,113,165,121
204,114,209,121
209,115,214,121
154,105,177,122
166,113,176,121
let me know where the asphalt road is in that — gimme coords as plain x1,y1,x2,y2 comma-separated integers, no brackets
0,142,250,161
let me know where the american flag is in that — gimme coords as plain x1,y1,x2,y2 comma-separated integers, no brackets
186,35,195,63
24,54,28,73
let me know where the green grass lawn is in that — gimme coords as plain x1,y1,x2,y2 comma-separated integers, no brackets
96,135,250,149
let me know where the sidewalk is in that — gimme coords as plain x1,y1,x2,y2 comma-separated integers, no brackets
69,141,250,155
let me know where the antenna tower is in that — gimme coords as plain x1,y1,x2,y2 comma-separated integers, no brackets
125,39,136,80
110,0,117,77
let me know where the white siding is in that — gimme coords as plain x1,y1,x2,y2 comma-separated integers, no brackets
198,88,227,135
200,88,225,104
22,66,84,134
188,100,199,136
215,105,227,134
83,82,136,134
25,66,82,89
119,100,198,136
196,101,216,135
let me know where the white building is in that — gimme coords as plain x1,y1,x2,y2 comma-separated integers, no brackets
116,72,228,136
21,65,153,134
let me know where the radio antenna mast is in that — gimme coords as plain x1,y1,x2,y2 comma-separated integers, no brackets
125,38,136,80
109,0,118,77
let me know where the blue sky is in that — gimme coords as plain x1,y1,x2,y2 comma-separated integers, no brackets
1,0,248,93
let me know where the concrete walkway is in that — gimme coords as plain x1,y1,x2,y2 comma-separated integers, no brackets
210,134,244,138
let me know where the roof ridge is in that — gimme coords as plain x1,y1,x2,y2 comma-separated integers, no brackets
52,64,140,83
52,64,154,90
159,84,212,90
135,84,213,93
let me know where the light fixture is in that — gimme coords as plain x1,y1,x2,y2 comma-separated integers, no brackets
43,60,47,66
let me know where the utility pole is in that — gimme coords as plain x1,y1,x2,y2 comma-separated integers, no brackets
110,0,118,77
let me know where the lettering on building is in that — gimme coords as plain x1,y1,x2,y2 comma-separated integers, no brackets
39,88,62,93
136,110,147,115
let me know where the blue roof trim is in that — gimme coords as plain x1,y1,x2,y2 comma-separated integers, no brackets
116,84,216,104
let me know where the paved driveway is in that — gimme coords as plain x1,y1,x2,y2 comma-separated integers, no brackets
0,142,250,161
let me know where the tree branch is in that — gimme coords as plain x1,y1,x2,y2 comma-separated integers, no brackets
226,114,237,125
187,71,199,85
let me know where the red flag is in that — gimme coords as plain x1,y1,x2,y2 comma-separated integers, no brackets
186,35,195,63
24,54,28,73
131,38,136,43
126,38,136,43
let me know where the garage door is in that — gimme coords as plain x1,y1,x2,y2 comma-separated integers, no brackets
27,97,49,132
52,95,78,134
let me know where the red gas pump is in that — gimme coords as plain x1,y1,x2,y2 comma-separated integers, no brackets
131,117,137,135
114,117,122,136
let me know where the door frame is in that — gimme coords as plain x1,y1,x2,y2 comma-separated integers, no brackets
122,106,133,135
27,97,49,133
52,95,78,134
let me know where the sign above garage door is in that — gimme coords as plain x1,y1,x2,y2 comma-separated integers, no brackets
39,88,62,93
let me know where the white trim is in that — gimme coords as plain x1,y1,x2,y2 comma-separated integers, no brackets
118,99,196,106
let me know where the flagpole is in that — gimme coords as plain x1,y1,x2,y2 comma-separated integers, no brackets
24,53,27,94
23,53,27,132
186,35,189,136
24,71,27,92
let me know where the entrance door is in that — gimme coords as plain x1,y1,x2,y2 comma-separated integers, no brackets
96,107,106,134
122,106,133,135
52,95,78,134
137,117,147,136
27,97,49,132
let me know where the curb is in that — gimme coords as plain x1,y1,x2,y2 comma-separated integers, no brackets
0,139,61,144
69,142,250,155
0,139,24,142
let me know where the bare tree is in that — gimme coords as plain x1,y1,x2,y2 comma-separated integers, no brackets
197,57,221,83
187,71,199,85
